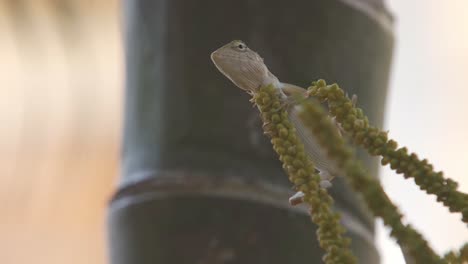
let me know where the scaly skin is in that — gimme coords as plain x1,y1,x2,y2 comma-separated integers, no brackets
211,40,340,189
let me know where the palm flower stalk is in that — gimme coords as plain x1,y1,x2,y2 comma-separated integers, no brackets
307,80,468,224
295,88,442,263
253,85,356,264
443,242,468,263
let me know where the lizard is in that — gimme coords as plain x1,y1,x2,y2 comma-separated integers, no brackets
211,40,348,204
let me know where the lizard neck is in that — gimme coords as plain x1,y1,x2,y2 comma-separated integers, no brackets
262,70,281,89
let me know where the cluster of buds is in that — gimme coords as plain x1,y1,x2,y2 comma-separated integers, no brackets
253,85,356,264
308,80,468,223
296,84,440,264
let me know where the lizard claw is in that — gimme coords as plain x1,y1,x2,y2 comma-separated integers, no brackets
331,116,345,136
249,97,257,108
262,122,273,130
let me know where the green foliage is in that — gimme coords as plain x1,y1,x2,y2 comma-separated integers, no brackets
253,85,356,264
307,80,468,223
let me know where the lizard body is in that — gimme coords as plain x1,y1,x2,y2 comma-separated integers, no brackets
211,40,340,189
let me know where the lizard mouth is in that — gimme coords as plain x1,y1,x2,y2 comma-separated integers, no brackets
211,49,240,65
210,51,223,70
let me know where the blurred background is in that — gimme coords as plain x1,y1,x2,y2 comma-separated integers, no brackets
0,0,466,264
0,1,121,263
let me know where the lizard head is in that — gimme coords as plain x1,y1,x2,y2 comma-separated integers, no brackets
211,40,276,92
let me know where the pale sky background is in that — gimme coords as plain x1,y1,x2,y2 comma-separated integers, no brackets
377,0,468,263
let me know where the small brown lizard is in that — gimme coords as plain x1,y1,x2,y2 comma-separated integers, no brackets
211,40,345,200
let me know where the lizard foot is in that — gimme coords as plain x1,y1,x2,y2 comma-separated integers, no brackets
289,191,305,206
262,122,275,136
320,180,333,189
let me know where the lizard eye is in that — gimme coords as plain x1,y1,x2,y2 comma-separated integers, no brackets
234,42,247,51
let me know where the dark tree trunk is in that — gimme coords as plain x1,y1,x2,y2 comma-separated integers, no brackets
108,0,394,263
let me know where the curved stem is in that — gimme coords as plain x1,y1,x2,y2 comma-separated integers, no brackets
296,82,442,263
308,80,468,224
253,85,356,264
